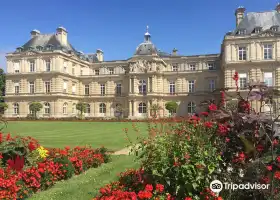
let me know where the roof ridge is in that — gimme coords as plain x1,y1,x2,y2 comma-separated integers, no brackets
247,10,276,14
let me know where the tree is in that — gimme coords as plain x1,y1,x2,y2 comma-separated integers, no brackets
0,102,7,115
29,102,43,119
150,104,162,118
165,101,178,116
0,69,5,102
76,102,86,118
114,104,127,120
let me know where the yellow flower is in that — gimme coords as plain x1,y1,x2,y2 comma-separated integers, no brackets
37,146,48,158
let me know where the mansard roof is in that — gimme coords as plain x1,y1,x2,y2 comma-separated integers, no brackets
233,10,280,35
18,34,99,63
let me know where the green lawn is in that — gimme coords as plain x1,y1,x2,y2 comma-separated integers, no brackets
2,121,148,151
28,155,140,200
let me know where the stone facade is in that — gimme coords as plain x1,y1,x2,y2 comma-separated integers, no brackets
4,5,280,118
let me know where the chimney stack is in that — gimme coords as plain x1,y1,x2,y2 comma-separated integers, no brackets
172,48,178,56
56,27,68,46
235,6,246,27
276,3,280,13
30,29,40,38
96,49,104,62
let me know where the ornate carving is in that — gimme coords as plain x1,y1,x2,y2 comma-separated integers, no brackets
25,51,36,56
259,31,275,37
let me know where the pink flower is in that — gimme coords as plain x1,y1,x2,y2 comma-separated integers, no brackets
208,104,217,111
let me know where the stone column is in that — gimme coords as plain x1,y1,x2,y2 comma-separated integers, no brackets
147,100,151,118
132,100,136,117
129,100,132,117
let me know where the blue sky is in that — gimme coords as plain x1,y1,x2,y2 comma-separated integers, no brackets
0,0,279,70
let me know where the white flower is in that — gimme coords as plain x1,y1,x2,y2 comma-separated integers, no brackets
227,166,233,173
239,169,244,177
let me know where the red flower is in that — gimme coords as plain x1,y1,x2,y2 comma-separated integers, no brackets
208,104,217,111
6,133,11,141
0,132,2,143
233,72,239,81
7,155,24,172
277,156,280,163
204,121,213,128
266,165,273,171
138,190,152,199
256,144,264,152
185,197,192,200
184,153,190,160
217,124,228,136
0,153,2,159
156,184,164,193
273,139,279,146
225,137,230,142
28,142,36,151
145,184,153,192
274,171,280,180
199,112,209,117
65,146,70,151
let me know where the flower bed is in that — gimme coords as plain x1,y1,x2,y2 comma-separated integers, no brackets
0,133,110,200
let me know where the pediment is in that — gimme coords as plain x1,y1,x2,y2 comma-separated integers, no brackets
257,30,280,37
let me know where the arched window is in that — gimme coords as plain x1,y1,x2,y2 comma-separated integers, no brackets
44,103,50,114
13,103,19,114
138,80,146,94
187,102,196,114
72,103,76,114
99,103,106,113
138,102,147,113
63,103,68,114
85,104,90,113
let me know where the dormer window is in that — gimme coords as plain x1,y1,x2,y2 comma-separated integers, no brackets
28,47,34,51
253,27,262,33
271,26,279,32
237,29,246,35
36,45,43,51
46,44,53,51
16,47,23,53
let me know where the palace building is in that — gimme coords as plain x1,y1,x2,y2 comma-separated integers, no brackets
4,5,280,118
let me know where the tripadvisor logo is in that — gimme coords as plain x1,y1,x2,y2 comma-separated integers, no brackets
210,180,270,193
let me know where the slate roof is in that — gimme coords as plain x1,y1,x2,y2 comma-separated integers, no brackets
233,10,280,35
17,34,99,62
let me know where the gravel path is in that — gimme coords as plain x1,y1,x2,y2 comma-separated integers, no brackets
113,144,140,155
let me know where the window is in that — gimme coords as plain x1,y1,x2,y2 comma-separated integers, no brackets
169,81,175,95
109,68,114,74
138,102,147,114
46,60,50,72
238,47,247,61
45,81,50,93
264,72,273,86
264,44,273,60
30,61,35,72
63,62,67,73
14,62,19,73
13,103,19,114
99,103,106,113
95,70,99,75
209,80,215,92
149,77,152,92
44,103,50,114
271,26,278,32
29,81,35,94
63,81,67,93
254,27,262,33
72,103,76,114
239,73,247,90
72,67,75,75
189,64,196,71
208,63,215,70
139,80,147,94
187,102,196,114
63,103,68,114
172,65,178,71
116,83,122,96
14,81,19,94
238,29,246,35
85,85,89,96
101,84,105,96
85,104,90,114
189,80,195,93
72,83,76,94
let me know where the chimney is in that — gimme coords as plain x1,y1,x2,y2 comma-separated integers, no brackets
235,6,246,27
30,29,40,38
276,3,280,13
96,49,104,62
56,27,68,46
172,48,178,56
